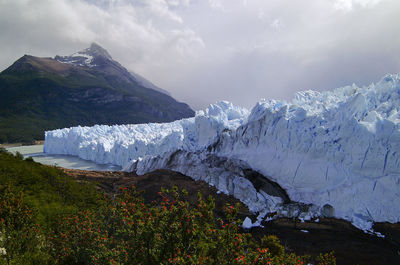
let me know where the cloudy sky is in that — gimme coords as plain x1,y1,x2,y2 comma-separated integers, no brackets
1,0,399,110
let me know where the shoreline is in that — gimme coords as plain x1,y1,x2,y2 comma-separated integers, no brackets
4,144,121,171
0,140,44,148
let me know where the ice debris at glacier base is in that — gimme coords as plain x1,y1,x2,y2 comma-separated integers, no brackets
44,74,400,230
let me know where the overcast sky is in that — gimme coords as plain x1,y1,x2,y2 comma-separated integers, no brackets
1,0,399,110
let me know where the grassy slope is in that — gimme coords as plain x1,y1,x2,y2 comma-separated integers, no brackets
0,68,193,143
0,148,103,227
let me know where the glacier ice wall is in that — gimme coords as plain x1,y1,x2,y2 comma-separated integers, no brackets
44,74,400,227
44,101,249,166
214,74,400,225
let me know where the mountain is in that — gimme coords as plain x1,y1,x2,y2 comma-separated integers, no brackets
54,43,171,95
0,43,194,143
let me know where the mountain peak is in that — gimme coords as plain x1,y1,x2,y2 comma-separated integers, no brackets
54,43,171,95
86,42,112,60
55,42,112,67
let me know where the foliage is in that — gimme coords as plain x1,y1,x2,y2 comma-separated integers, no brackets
0,149,103,228
316,251,336,265
260,235,285,257
0,149,336,264
48,186,335,265
0,184,51,264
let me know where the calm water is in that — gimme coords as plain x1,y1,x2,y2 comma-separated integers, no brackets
6,145,121,171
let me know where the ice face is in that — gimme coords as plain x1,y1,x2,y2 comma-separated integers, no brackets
44,74,400,229
212,74,400,226
44,101,249,166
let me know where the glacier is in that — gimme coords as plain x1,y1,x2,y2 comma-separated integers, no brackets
44,74,400,230
44,101,248,167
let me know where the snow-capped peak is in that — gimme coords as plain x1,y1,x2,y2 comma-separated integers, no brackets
55,42,111,67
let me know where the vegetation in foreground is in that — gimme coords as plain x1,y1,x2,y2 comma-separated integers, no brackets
0,148,335,264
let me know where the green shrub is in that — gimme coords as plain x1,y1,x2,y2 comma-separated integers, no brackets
0,150,103,229
14,151,24,160
25,156,34,162
48,186,335,265
316,251,336,265
0,184,51,265
260,235,285,257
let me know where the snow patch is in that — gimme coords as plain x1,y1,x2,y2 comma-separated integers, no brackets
56,52,95,67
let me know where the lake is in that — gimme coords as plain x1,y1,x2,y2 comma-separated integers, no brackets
6,145,121,171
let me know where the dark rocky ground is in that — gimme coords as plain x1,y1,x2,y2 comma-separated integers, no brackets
63,168,400,265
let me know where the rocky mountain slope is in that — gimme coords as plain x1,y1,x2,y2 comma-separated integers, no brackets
0,43,194,143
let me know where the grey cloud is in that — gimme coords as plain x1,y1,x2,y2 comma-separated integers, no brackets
0,0,399,110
